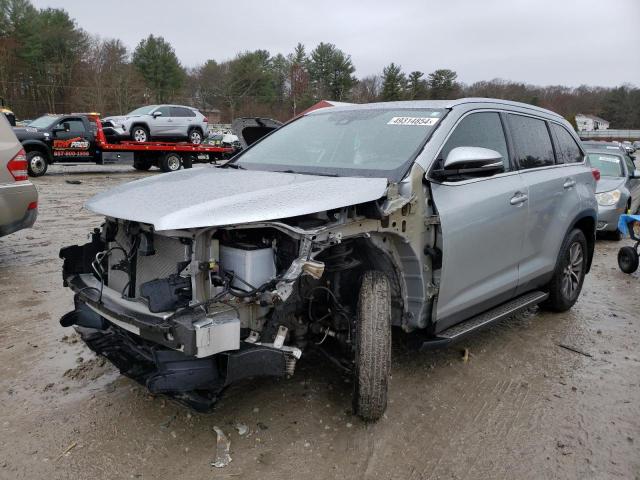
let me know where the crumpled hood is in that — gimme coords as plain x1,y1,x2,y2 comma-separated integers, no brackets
596,177,625,194
85,167,388,230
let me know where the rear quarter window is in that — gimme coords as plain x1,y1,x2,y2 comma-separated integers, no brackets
508,114,555,169
551,123,583,163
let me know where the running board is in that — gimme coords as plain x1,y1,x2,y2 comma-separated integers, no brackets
421,290,548,350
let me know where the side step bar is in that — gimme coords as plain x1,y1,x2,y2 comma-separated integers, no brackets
421,290,548,350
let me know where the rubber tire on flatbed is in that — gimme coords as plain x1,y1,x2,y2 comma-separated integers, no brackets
540,228,588,312
353,270,391,422
159,153,182,173
26,150,48,177
188,128,203,145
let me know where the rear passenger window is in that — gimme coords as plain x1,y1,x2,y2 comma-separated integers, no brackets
440,112,510,170
508,114,555,169
171,107,196,117
551,124,583,163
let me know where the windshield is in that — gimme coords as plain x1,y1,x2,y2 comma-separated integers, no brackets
588,153,624,177
28,115,59,129
127,105,157,116
235,108,445,179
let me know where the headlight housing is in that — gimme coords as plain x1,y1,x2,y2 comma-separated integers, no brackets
596,189,621,206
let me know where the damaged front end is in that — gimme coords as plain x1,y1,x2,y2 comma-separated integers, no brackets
59,165,438,411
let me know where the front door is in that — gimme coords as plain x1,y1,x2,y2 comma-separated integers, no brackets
150,106,173,137
52,118,92,161
431,111,528,331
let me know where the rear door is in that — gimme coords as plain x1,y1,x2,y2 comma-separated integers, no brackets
431,111,528,330
51,117,92,161
171,107,196,136
510,116,582,294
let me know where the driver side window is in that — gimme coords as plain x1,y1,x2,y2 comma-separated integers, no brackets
440,112,510,171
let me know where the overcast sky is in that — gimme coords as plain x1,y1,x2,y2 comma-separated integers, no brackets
31,0,640,87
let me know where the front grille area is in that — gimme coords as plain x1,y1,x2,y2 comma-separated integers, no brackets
107,229,189,298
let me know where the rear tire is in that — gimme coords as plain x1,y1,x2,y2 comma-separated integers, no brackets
159,153,182,173
188,128,203,145
131,125,149,143
618,246,639,274
26,150,48,177
540,229,588,312
353,270,391,422
133,160,152,171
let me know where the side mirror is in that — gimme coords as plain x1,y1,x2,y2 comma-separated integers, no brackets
434,147,505,179
631,169,640,179
152,111,162,118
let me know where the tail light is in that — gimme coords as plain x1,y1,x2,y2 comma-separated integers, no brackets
27,201,37,210
203,117,208,123
7,149,28,181
591,168,601,182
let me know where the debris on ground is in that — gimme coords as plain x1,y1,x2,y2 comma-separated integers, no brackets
211,427,232,468
556,343,593,358
65,180,82,185
56,442,77,460
235,423,248,436
462,348,470,363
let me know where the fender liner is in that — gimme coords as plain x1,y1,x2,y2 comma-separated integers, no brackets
566,208,597,273
21,140,52,162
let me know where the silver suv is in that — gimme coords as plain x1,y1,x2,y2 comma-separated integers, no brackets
103,105,208,144
60,99,597,421
0,114,38,237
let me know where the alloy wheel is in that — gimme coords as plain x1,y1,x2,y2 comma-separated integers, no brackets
561,242,584,300
133,129,148,142
190,130,202,144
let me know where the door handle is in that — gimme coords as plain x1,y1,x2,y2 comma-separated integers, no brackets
563,179,576,189
510,192,528,205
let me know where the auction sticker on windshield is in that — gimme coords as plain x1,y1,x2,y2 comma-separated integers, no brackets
387,117,439,126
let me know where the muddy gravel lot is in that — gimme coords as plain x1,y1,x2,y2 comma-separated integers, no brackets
1,164,639,480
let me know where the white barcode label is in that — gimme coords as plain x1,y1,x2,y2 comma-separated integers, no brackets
387,117,439,126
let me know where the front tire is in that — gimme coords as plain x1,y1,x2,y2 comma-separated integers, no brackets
353,270,391,422
27,151,48,177
540,229,588,312
131,125,149,143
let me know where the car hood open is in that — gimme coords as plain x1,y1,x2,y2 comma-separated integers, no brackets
85,167,388,231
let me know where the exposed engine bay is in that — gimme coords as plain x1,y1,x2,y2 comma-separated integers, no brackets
59,168,439,411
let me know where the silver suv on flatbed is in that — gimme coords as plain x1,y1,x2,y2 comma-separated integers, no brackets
103,104,209,144
60,98,597,421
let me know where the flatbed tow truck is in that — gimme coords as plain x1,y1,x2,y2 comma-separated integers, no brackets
13,113,235,177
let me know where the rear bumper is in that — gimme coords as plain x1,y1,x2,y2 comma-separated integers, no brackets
0,182,38,236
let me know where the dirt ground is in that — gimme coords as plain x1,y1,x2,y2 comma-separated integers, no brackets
1,163,639,480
